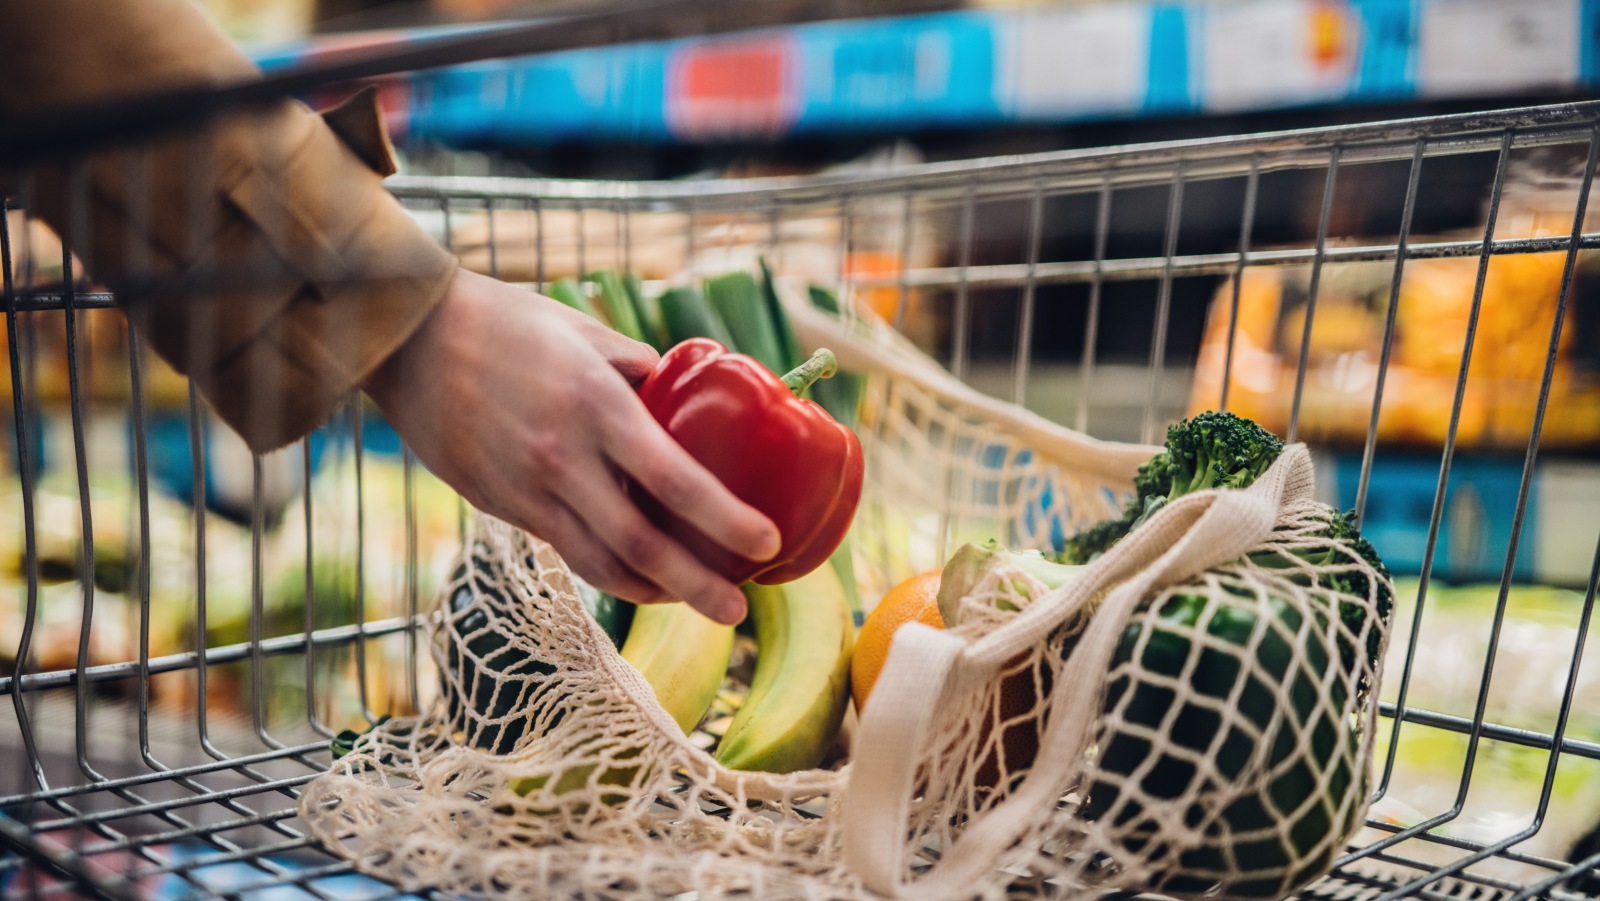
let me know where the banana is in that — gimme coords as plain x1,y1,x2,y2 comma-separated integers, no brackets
509,601,732,804
714,563,855,773
619,601,736,734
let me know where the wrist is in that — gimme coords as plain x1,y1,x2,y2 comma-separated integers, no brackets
364,266,475,412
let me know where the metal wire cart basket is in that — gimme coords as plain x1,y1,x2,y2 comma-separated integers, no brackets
4,8,1600,900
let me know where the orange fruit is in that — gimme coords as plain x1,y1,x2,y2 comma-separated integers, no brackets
851,569,1047,794
851,570,944,714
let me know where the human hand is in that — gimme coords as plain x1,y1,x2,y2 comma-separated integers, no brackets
363,268,779,625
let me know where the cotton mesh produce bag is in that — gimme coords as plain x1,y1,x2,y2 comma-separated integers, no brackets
300,292,1393,901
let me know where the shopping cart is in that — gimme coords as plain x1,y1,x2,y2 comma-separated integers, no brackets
4,6,1600,899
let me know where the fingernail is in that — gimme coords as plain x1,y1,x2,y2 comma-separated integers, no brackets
717,594,747,626
754,528,782,562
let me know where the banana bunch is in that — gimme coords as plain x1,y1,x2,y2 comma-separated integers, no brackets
606,560,855,774
504,600,735,805
715,564,855,772
618,601,736,735
496,562,853,809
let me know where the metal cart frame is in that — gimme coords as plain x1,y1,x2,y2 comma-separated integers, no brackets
3,8,1600,897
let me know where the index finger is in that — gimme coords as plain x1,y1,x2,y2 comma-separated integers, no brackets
602,399,781,565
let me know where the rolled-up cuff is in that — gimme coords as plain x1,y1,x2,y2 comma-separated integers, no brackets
197,252,457,453
137,92,457,452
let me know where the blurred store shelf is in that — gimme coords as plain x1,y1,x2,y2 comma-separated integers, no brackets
252,0,1600,149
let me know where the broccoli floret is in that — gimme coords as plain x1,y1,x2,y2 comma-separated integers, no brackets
1058,413,1393,674
1058,412,1283,564
1162,410,1285,499
1316,509,1394,621
1131,450,1172,508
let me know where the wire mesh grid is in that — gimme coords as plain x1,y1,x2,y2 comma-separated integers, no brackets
5,30,1600,901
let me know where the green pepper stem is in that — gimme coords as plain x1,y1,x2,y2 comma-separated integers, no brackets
781,348,838,395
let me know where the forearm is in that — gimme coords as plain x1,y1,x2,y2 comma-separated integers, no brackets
0,0,457,452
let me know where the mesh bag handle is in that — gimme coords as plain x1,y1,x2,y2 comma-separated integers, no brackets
782,295,1160,484
843,445,1317,898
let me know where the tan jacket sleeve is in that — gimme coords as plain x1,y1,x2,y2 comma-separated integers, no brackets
0,0,459,452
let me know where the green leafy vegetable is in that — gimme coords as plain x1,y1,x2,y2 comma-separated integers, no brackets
547,278,599,319
759,258,804,372
659,284,735,347
802,284,866,429
706,271,785,374
586,270,645,343
1060,412,1285,565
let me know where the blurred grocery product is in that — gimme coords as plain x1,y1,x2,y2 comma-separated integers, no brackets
0,430,458,728
1354,578,1600,888
4,211,77,291
1189,159,1600,453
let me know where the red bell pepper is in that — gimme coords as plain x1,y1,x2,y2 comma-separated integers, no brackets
635,338,863,586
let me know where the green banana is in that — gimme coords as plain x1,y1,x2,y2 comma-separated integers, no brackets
619,601,735,734
714,564,855,773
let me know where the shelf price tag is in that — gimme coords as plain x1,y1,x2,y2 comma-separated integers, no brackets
1418,0,1579,98
996,4,1151,120
666,34,800,140
1200,0,1359,113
